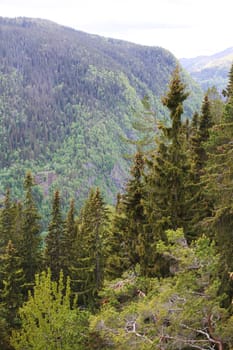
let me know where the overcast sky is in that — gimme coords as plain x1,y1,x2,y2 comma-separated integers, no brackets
1,0,233,58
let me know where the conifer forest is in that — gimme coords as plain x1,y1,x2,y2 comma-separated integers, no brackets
1,18,233,350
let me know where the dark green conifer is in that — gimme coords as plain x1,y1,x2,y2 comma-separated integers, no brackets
0,240,24,333
45,190,64,281
19,172,42,290
142,67,202,276
113,152,152,276
61,199,77,279
187,96,214,240
193,95,213,174
204,64,233,306
145,66,191,240
0,189,14,253
71,188,109,305
105,194,128,279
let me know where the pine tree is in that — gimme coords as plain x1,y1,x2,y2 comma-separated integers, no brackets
45,190,64,281
19,172,42,291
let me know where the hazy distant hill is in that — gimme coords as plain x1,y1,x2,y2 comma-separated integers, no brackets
0,17,202,208
180,47,233,92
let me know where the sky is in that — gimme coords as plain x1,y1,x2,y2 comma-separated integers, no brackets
1,0,233,58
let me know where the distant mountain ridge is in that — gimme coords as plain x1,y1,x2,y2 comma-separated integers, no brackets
180,47,233,92
0,17,202,208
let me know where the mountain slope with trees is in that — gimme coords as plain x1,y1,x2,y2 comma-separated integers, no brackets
180,47,233,92
1,64,233,349
0,17,202,208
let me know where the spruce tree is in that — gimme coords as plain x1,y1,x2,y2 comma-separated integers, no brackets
193,95,213,175
71,188,109,305
0,191,24,255
123,152,145,265
45,190,64,281
61,199,77,279
110,152,152,276
204,64,233,306
0,189,14,253
0,241,25,330
142,66,198,275
105,194,128,279
187,96,213,239
19,172,42,290
144,66,191,239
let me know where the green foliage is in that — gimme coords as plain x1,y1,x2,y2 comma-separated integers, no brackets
1,24,233,349
10,269,89,350
71,188,109,305
0,189,14,252
144,67,194,258
90,230,231,349
203,64,233,306
61,199,77,279
0,241,24,350
186,95,214,240
0,17,202,213
18,173,42,290
110,152,153,277
45,190,64,281
105,197,129,280
180,47,233,92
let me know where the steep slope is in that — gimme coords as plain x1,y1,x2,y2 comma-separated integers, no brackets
0,17,202,207
180,47,233,92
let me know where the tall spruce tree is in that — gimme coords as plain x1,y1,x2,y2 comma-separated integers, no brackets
61,199,77,279
0,191,25,255
143,66,194,275
0,241,25,330
0,189,16,253
45,190,64,281
110,152,152,276
105,194,129,279
204,64,233,307
187,95,213,239
71,188,109,306
19,172,41,290
195,95,213,173
145,66,191,233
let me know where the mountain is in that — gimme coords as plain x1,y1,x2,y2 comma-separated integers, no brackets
180,47,233,92
0,17,202,209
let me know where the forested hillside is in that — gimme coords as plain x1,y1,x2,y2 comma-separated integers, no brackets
180,47,233,92
0,64,233,349
0,17,202,209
